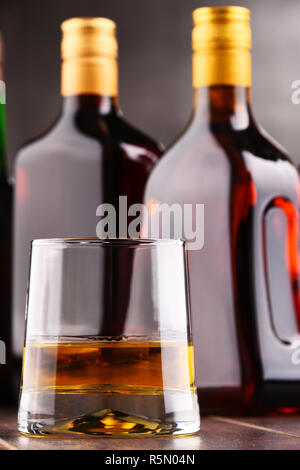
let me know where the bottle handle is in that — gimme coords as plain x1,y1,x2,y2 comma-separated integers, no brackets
263,197,300,343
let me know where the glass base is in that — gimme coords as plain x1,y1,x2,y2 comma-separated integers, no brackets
18,390,200,437
18,408,200,437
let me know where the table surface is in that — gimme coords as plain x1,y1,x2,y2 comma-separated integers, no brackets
1,409,300,450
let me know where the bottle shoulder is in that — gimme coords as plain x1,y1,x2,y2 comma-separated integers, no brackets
248,122,291,163
111,111,164,151
145,120,297,202
15,111,163,168
155,120,293,167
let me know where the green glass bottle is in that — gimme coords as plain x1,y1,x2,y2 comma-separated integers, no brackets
0,34,12,404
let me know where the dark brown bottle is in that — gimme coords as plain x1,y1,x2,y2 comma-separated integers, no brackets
145,6,300,413
13,18,162,373
0,34,12,404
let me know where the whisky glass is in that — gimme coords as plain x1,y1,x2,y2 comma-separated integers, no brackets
18,238,200,437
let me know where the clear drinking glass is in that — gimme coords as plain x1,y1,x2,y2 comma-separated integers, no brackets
18,238,200,437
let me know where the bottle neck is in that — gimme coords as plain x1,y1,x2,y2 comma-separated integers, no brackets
61,54,119,115
61,94,119,115
61,55,118,99
192,45,252,128
192,86,252,129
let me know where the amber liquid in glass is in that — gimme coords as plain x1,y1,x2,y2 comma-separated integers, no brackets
19,337,197,436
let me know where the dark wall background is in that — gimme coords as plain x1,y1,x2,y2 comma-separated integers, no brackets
0,0,300,170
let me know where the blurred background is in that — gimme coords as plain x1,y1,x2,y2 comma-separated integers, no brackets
0,0,299,170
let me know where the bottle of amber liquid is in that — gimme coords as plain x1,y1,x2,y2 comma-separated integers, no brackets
13,18,162,376
0,34,12,404
145,6,300,413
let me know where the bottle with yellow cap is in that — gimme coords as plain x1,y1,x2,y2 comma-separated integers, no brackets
12,18,162,374
145,6,300,413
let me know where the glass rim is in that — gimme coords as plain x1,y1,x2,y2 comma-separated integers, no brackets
31,237,185,247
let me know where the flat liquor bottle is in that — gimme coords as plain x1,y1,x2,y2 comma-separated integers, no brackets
13,18,162,371
0,34,12,404
145,6,300,413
